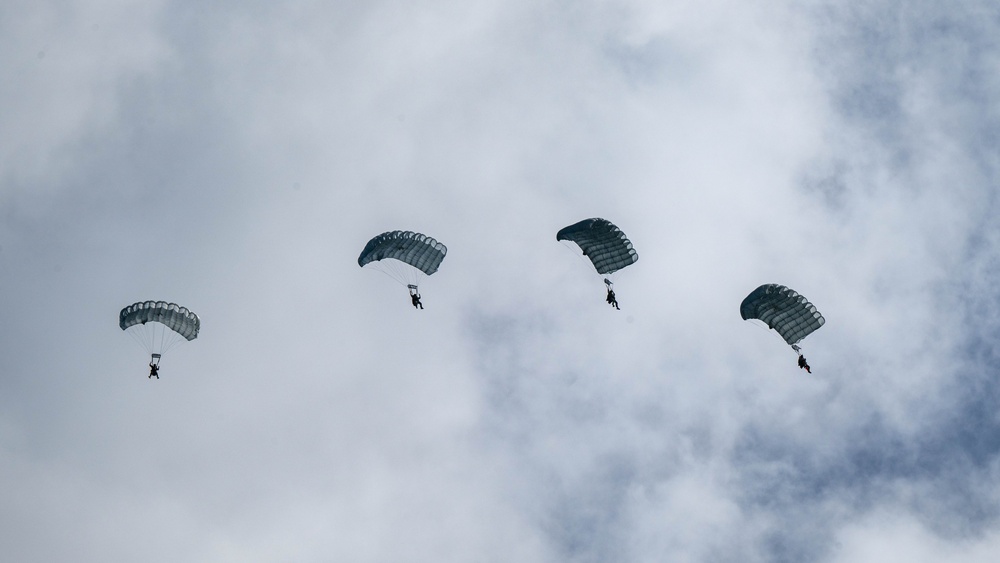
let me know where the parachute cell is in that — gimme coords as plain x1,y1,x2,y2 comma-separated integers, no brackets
740,284,824,346
556,218,638,275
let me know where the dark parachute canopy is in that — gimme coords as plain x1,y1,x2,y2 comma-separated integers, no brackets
358,230,447,288
358,230,447,275
119,301,200,360
740,284,824,347
120,301,200,339
556,218,638,275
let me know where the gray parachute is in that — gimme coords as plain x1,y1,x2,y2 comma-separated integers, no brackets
358,231,447,275
120,301,200,340
740,284,824,347
120,301,200,362
557,218,638,275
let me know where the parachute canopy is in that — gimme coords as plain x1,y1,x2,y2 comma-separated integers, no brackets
358,231,447,286
120,301,200,340
740,284,824,346
120,301,200,358
557,218,638,275
358,230,447,275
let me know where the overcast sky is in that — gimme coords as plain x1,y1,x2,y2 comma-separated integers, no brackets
2,1,999,562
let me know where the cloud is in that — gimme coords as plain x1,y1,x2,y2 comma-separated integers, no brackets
1,1,999,562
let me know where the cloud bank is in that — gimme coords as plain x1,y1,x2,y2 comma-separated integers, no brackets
1,1,998,561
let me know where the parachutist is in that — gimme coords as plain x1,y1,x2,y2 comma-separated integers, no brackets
740,284,824,369
359,232,447,305
798,354,811,374
120,302,198,381
557,220,638,310
606,288,620,310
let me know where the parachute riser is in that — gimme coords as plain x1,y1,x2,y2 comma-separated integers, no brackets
366,260,425,289
559,240,600,277
150,353,162,366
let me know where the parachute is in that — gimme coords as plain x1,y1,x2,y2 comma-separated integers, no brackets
120,301,200,365
557,218,638,276
740,284,824,349
358,230,447,289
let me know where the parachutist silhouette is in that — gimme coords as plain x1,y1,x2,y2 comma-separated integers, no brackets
557,219,638,307
410,289,424,309
798,354,811,374
120,302,200,376
741,284,824,370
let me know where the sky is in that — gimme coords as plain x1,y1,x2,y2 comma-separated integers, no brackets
1,1,999,561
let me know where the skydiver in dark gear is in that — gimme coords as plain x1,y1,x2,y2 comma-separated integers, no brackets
798,354,811,374
148,362,160,379
606,288,620,310
409,288,424,310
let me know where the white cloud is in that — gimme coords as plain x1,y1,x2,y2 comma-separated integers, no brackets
1,0,999,561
